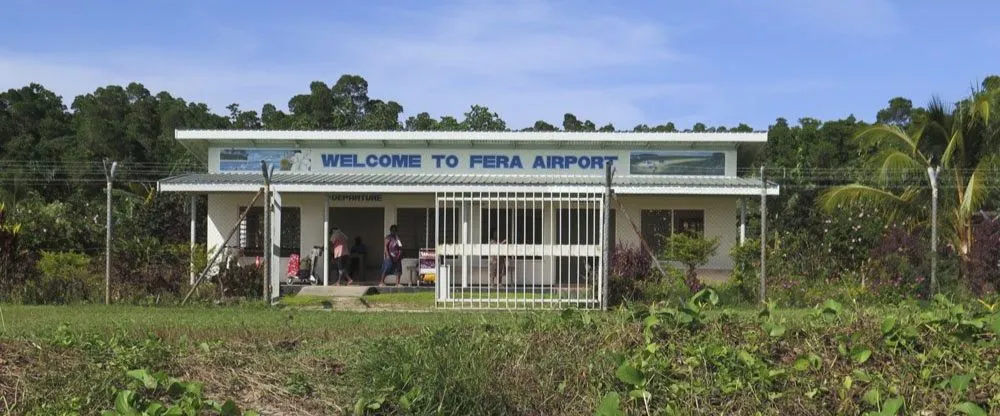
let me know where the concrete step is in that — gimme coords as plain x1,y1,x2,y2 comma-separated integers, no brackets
281,284,433,298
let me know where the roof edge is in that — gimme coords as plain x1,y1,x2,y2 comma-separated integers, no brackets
175,129,768,143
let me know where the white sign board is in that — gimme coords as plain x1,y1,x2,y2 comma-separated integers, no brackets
211,148,732,176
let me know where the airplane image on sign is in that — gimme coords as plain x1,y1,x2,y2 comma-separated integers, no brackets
629,151,725,175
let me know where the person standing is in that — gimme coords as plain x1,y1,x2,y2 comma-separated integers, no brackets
329,226,352,285
489,229,507,287
380,224,403,287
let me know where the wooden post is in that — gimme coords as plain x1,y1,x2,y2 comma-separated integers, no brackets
601,161,613,309
261,161,271,303
104,160,117,305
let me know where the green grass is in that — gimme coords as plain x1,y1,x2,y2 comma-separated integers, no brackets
362,290,435,307
0,303,476,342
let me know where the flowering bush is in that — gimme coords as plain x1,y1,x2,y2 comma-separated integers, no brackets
860,226,930,301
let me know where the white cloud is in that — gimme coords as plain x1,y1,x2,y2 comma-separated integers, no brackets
0,0,702,128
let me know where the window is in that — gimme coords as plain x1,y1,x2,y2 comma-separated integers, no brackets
641,209,705,255
396,208,438,258
641,210,672,254
480,208,542,244
556,209,616,246
673,210,704,236
281,208,301,257
238,206,301,257
396,208,466,254
239,207,264,256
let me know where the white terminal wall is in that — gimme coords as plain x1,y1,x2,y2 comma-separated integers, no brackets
206,192,740,275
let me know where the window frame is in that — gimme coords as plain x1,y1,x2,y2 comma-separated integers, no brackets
640,209,705,255
238,205,301,257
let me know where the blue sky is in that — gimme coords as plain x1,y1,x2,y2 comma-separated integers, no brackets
2,0,998,130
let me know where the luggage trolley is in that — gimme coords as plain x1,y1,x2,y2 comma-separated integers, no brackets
418,248,436,284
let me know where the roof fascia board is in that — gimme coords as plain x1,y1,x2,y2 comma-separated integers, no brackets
158,182,779,196
175,129,767,143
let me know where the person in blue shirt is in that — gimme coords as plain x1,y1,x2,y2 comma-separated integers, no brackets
349,237,367,280
350,237,367,255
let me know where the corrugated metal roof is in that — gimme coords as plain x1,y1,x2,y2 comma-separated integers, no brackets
159,172,775,188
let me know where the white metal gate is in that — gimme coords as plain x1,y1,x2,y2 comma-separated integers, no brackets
434,191,607,309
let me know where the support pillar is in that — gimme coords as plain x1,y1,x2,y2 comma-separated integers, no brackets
323,195,330,286
739,197,747,246
461,204,469,288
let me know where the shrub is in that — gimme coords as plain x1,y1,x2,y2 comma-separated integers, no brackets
968,214,1000,295
610,244,652,281
729,238,760,302
24,251,101,304
217,263,263,299
114,240,207,302
662,232,719,293
0,202,28,298
861,226,931,302
609,244,651,306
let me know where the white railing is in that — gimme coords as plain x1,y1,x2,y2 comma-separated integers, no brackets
434,191,606,310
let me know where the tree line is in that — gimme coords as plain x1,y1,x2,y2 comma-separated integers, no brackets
2,73,999,301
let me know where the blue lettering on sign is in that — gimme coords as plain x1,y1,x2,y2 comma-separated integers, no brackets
470,155,527,169
322,153,423,168
320,153,617,170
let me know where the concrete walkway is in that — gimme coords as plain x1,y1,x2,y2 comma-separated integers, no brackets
282,284,433,298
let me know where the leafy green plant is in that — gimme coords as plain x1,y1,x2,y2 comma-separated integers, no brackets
25,251,100,304
102,369,257,416
662,232,719,293
729,238,760,302
0,202,26,299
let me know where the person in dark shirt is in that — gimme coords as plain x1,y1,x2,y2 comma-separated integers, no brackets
380,225,403,286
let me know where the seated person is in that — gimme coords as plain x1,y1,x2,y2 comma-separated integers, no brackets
351,237,367,255
350,237,367,279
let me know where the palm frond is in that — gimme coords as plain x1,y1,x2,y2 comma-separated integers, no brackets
818,184,910,215
941,129,965,168
959,154,1000,219
877,150,923,185
855,125,922,157
971,92,991,124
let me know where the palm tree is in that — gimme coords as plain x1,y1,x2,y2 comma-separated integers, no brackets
819,90,999,290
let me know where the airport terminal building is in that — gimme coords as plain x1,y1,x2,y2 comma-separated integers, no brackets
158,130,778,306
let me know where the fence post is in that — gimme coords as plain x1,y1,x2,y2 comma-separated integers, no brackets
104,160,118,305
190,194,197,285
602,161,613,310
759,165,767,304
927,165,940,296
261,161,272,303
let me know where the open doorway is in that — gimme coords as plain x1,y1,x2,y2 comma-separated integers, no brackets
329,207,384,282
